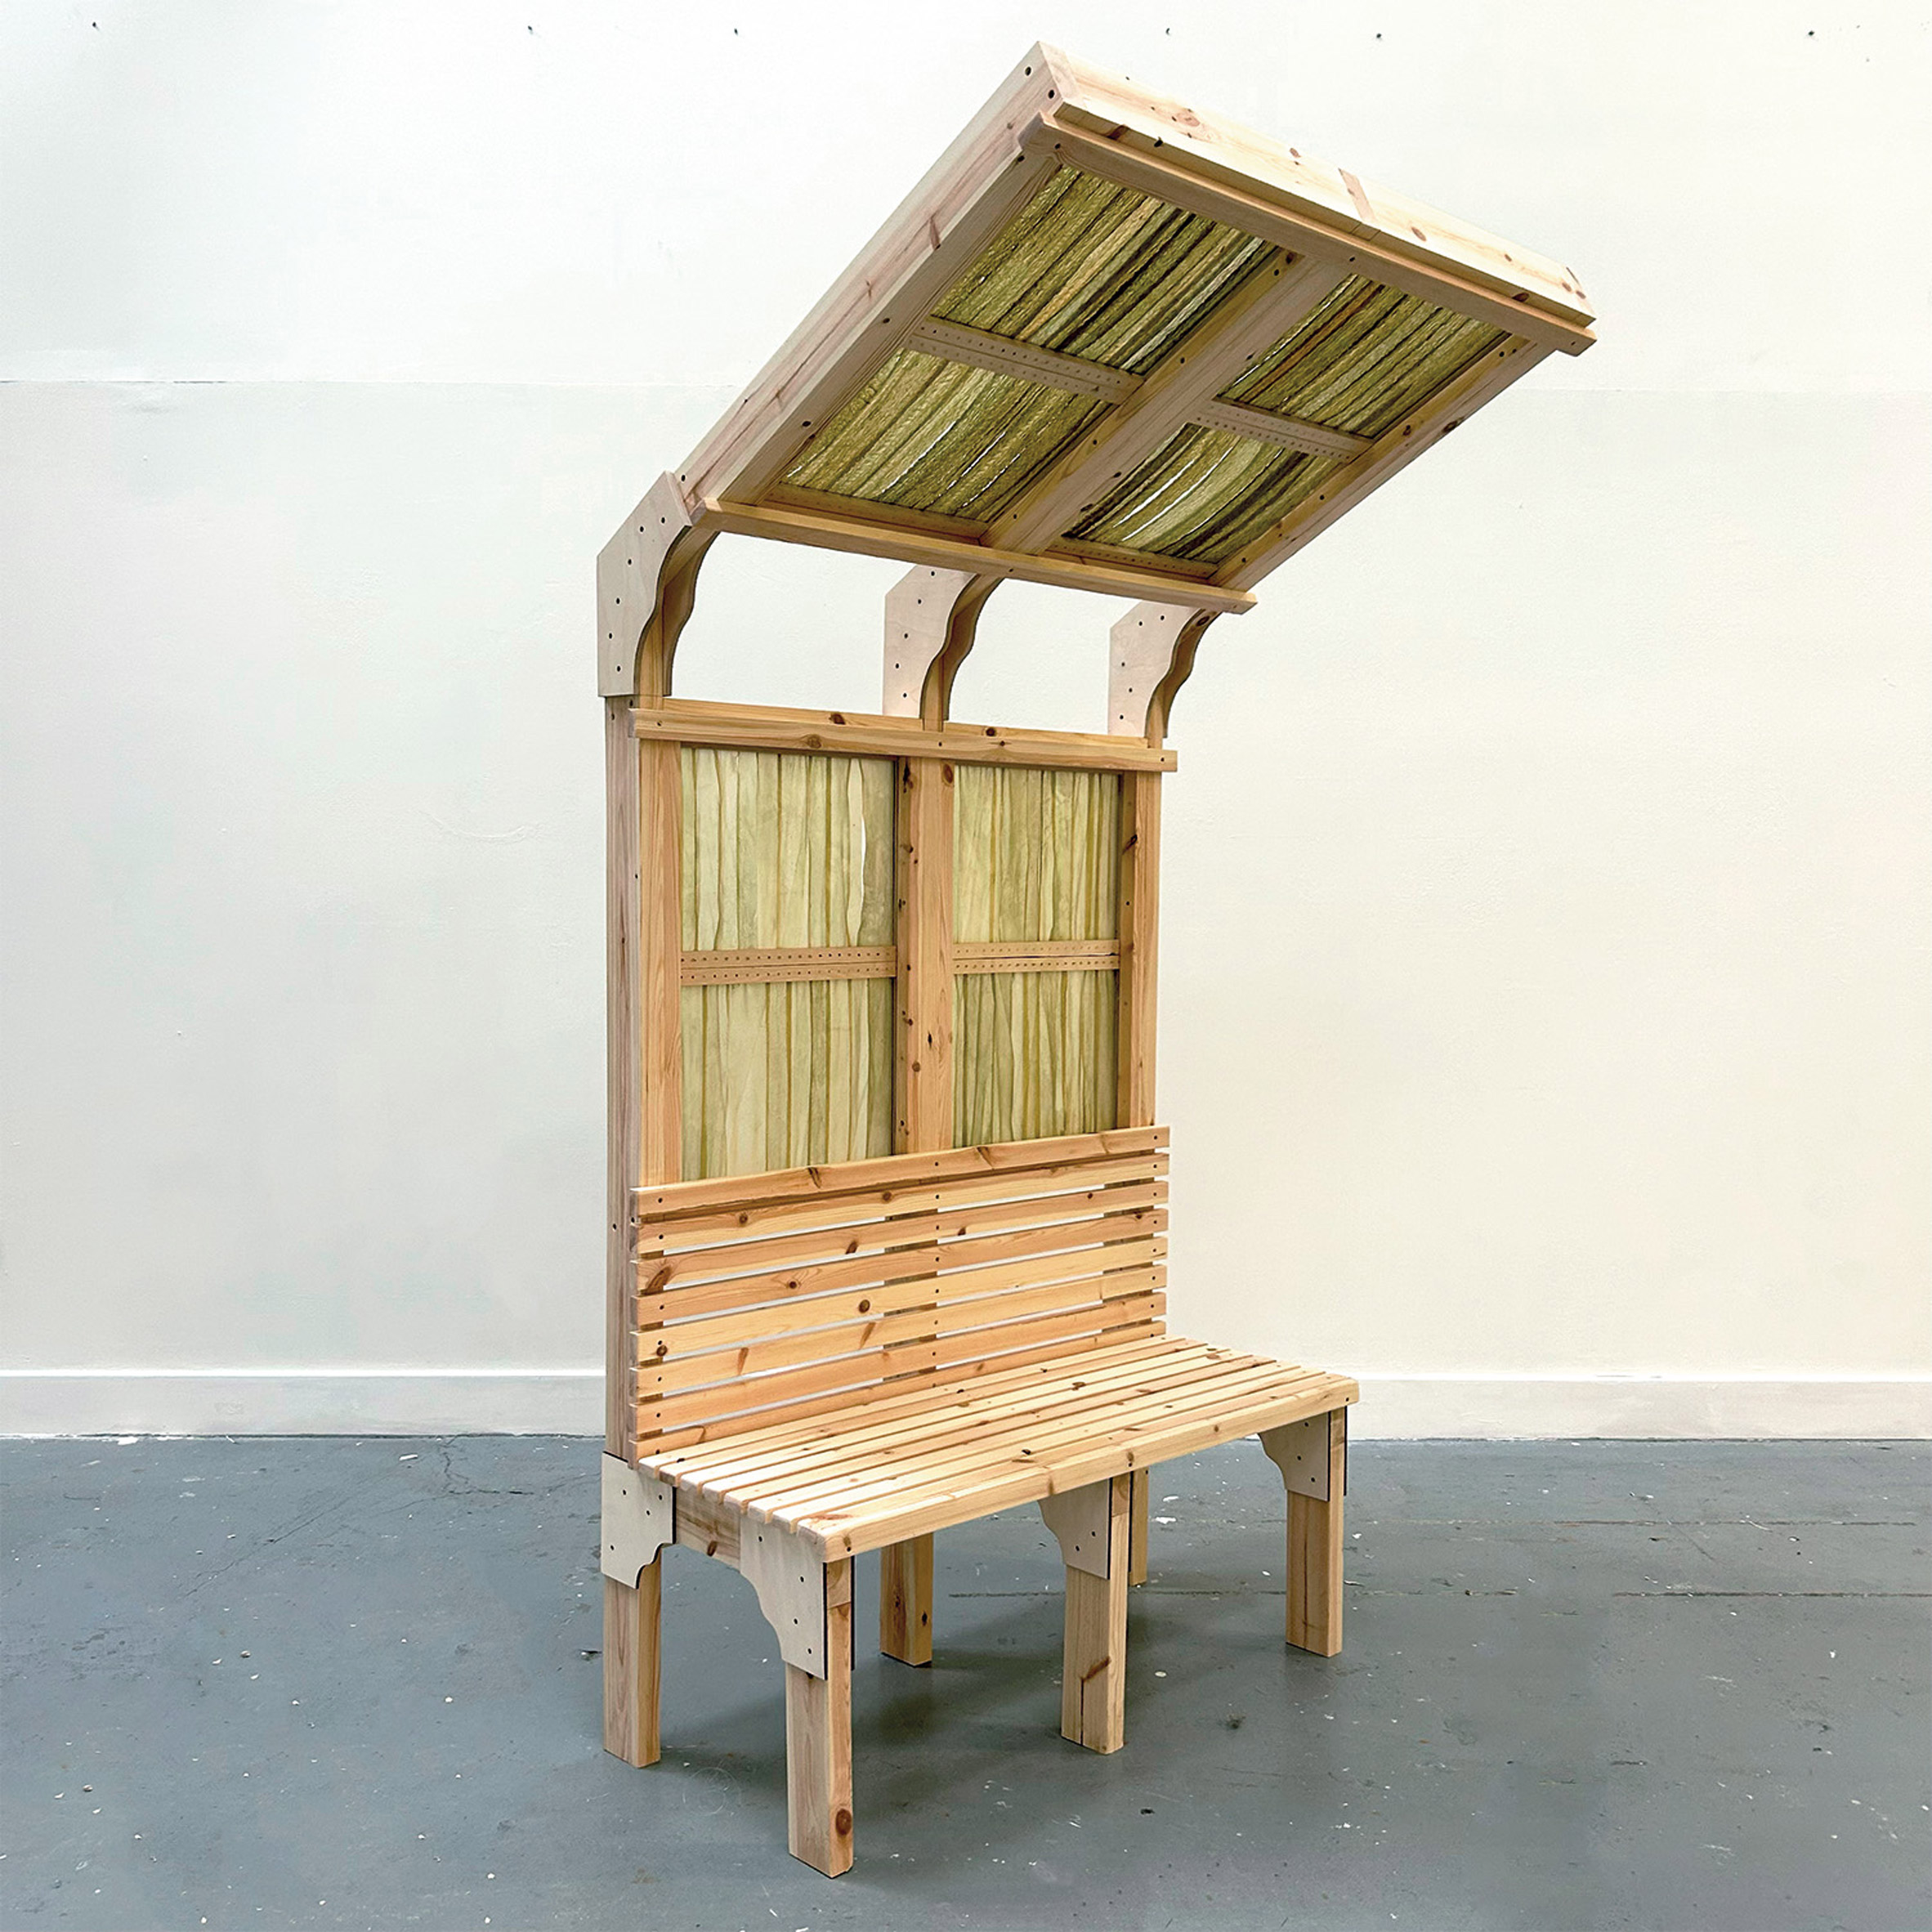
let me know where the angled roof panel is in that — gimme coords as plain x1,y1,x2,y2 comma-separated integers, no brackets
662,44,1593,614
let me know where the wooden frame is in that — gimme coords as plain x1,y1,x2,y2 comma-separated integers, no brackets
593,40,1589,1876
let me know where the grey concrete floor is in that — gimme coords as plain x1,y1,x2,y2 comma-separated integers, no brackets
2,1438,1925,1932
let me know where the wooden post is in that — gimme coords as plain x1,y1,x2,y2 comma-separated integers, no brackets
602,1556,661,1766
602,636,685,1764
1116,768,1161,1581
1056,1474,1132,1751
879,751,955,1661
1127,1475,1151,1586
785,1558,856,1876
879,1533,933,1666
895,756,955,1150
1263,1408,1347,1657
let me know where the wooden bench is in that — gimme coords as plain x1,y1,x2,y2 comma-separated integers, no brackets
599,1125,1357,1875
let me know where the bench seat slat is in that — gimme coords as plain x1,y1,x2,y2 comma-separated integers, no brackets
756,1356,1326,1528
646,1331,1191,1480
635,1333,1355,1557
709,1343,1254,1511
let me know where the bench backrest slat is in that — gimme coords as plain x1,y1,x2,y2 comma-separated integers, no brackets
633,1127,1169,1452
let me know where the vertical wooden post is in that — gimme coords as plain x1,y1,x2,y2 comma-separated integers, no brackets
879,754,954,1661
602,691,683,1765
1286,1409,1347,1657
879,1534,933,1666
1058,1473,1132,1752
602,1555,661,1767
785,1559,856,1876
1116,768,1161,1129
1117,769,1161,1581
896,756,955,1150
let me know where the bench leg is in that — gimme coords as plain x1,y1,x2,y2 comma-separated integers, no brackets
602,1563,661,1766
1261,1408,1347,1657
784,1556,855,1876
1128,1468,1151,1584
1046,1473,1131,1753
879,1534,933,1664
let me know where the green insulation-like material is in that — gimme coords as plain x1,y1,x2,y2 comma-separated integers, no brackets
782,351,1107,525
1068,425,1342,565
681,980,893,1181
678,748,896,1178
782,169,1277,521
931,168,1274,375
954,765,1120,942
1222,275,1507,439
680,747,895,950
952,766,1120,1146
954,970,1117,1147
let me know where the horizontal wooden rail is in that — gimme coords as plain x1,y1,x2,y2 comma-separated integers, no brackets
697,495,1255,615
679,941,1122,986
954,940,1119,973
680,947,897,986
635,700,1177,773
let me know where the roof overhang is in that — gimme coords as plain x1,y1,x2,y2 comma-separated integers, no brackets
606,45,1593,694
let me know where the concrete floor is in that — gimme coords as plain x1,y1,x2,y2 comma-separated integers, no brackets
2,1439,1925,1932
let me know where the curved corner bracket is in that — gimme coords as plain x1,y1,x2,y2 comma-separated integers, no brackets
1108,602,1220,743
601,1454,674,1585
740,1518,829,1676
883,567,1001,727
1040,1481,1117,1578
1259,1409,1346,1501
597,472,718,699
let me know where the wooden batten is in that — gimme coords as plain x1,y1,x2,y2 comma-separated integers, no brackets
605,699,643,1459
695,496,1256,614
633,698,1178,774
1116,773,1161,1129
896,758,955,1155
985,253,1349,553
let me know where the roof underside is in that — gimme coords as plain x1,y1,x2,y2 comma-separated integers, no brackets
671,47,1594,613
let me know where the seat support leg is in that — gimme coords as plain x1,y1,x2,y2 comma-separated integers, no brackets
1127,1468,1151,1584
602,1566,661,1765
784,1557,855,1876
1261,1407,1347,1657
879,1534,933,1665
1043,1474,1131,1752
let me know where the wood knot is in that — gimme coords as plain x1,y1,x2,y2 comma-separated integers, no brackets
857,1299,871,1313
834,1808,854,1835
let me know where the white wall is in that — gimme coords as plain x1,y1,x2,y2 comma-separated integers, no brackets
2,1,1926,1436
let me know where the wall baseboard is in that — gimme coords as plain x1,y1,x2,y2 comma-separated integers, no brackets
1353,1374,1932,1440
0,1371,605,1438
2,1369,1927,1439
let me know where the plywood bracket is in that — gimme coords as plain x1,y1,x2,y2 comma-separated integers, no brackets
883,566,1001,726
601,1454,675,1585
742,1518,830,1676
1040,1479,1120,1578
1260,1409,1347,1501
597,472,718,697
1110,602,1219,740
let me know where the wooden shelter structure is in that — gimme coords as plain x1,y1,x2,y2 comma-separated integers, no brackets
595,45,1593,1875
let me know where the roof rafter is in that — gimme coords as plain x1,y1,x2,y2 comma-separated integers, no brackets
986,253,1353,553
699,495,1255,613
